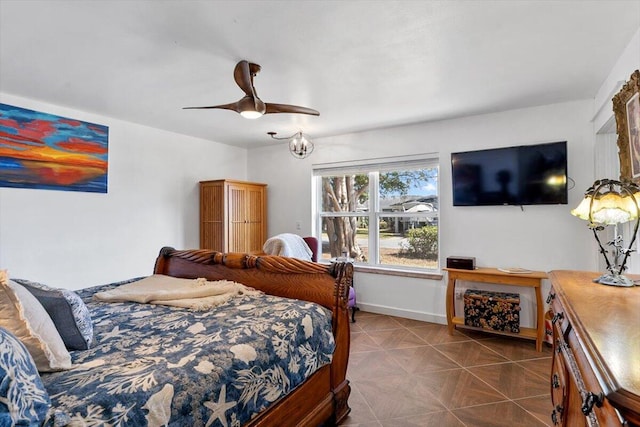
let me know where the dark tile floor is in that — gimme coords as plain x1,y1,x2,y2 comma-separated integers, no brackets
341,311,554,427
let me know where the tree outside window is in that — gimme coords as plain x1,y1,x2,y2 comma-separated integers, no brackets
316,160,439,270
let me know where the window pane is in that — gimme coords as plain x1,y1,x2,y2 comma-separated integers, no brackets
379,168,438,214
314,160,439,272
321,175,369,212
379,216,438,269
320,216,369,262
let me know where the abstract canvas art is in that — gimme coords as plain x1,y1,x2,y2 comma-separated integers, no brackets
0,103,109,193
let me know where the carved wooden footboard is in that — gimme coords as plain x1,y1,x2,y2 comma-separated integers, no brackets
153,247,352,426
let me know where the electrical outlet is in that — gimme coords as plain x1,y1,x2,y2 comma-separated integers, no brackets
295,221,301,230
455,291,464,300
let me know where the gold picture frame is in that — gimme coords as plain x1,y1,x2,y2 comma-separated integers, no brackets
614,70,640,182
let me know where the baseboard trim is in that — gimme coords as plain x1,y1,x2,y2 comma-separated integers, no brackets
356,303,446,325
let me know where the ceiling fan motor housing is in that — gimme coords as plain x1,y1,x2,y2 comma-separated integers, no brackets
238,95,265,118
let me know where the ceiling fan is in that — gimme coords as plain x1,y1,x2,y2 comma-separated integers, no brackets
183,60,320,119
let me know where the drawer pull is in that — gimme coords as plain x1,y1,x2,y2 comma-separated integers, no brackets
552,373,560,389
546,292,556,304
581,391,604,416
552,312,564,324
551,409,559,425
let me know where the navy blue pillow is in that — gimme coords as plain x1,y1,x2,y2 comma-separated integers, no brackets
13,279,94,350
0,327,51,426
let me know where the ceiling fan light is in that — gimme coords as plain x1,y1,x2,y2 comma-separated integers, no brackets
238,96,265,119
240,110,263,119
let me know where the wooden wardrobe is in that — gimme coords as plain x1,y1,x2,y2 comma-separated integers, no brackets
200,179,267,253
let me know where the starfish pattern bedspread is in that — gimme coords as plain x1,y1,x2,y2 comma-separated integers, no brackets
40,278,335,427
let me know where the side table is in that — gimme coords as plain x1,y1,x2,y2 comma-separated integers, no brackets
444,267,547,351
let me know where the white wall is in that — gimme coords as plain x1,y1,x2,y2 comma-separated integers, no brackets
593,28,640,133
0,93,247,289
248,100,597,326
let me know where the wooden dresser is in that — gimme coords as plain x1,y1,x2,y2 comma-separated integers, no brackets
548,270,640,426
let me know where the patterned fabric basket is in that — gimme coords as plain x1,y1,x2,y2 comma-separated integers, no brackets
463,290,520,333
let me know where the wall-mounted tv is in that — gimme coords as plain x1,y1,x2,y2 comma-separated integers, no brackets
451,141,568,206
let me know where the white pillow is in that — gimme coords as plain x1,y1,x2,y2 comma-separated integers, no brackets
0,271,71,372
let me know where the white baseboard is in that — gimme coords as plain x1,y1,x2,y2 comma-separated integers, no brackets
355,303,447,325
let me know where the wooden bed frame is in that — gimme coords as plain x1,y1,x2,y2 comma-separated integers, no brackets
153,247,352,426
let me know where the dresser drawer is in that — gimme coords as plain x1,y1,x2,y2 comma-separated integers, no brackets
550,311,624,425
562,326,623,426
550,338,568,426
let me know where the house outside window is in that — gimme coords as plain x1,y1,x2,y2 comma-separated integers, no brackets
313,156,439,271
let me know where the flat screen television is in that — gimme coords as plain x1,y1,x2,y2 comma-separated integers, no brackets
451,141,568,206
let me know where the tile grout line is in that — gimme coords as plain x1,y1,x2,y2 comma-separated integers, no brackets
448,409,469,427
407,327,515,413
461,365,512,404
430,324,552,426
512,397,554,427
346,314,553,426
349,382,381,426
359,323,467,424
515,359,555,383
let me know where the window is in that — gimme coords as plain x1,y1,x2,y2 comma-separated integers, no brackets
314,156,439,271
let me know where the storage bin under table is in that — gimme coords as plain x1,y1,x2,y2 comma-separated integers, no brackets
463,289,521,333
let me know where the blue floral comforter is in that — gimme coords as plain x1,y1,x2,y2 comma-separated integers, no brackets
40,278,336,427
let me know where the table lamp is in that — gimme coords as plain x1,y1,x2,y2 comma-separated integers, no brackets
571,178,640,287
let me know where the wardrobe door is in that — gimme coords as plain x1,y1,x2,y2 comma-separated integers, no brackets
245,184,267,253
200,181,225,251
228,183,248,252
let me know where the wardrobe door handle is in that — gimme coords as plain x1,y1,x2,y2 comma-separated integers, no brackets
552,374,560,389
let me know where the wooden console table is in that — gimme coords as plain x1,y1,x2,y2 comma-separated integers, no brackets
444,267,548,352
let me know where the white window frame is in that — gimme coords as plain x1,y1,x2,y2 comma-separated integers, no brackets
313,154,440,272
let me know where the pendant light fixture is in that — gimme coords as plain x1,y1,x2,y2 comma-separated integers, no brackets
267,131,315,159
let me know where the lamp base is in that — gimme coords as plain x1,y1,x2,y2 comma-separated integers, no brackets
593,273,636,287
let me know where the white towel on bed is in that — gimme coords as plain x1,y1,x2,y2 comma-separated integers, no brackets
93,275,262,310
262,233,313,261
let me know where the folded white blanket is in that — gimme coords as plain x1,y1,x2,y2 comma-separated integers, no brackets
262,233,313,261
94,274,262,310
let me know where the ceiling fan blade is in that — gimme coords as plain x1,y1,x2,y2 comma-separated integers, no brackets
233,60,261,97
182,102,240,112
184,61,320,118
265,103,320,116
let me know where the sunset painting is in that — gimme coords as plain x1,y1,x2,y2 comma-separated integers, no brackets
0,103,109,193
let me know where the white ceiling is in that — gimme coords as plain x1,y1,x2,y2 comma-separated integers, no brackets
1,1,639,149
